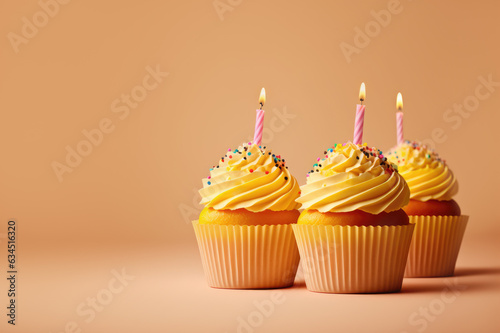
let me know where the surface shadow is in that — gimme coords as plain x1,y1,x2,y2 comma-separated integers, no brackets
401,280,457,294
290,268,500,294
454,266,500,277
401,267,500,294
292,279,307,289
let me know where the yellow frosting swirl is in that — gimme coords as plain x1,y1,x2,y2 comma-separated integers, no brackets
199,143,301,212
386,141,458,201
296,142,410,214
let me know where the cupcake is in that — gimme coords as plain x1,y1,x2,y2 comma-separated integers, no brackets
293,142,414,293
386,140,468,277
193,142,301,289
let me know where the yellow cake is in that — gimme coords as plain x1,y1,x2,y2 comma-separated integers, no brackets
194,142,301,289
293,142,414,293
386,140,468,277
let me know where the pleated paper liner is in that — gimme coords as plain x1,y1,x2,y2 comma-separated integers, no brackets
192,221,300,289
405,215,468,278
292,224,415,293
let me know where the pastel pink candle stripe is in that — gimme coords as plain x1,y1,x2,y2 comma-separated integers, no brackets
396,111,404,145
253,109,265,146
353,104,365,145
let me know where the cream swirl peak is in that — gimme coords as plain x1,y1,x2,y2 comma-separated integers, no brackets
386,140,458,201
199,143,301,212
296,142,410,214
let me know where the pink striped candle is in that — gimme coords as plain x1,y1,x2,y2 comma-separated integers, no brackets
396,92,404,145
253,88,266,146
353,83,366,145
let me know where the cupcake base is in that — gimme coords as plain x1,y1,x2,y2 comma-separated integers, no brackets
405,215,468,278
192,221,300,289
292,224,415,293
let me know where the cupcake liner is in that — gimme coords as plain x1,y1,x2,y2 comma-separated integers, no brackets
292,224,415,293
192,221,300,289
405,215,468,278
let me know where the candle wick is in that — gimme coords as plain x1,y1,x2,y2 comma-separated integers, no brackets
360,99,364,105
259,102,264,110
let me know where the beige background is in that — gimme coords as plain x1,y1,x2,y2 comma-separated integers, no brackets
1,1,499,332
